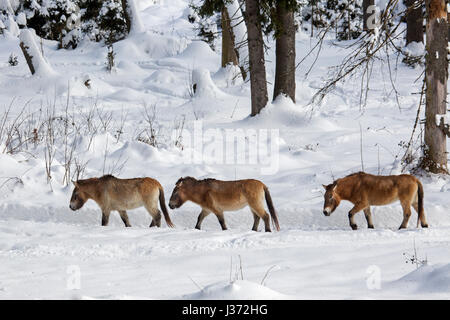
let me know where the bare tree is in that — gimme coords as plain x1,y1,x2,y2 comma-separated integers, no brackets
404,0,424,45
421,0,448,173
273,0,296,103
221,7,239,68
244,0,268,116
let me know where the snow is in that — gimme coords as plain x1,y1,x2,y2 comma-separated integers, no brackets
184,280,293,300
435,114,449,126
0,0,449,300
125,0,145,35
18,28,56,77
403,41,425,57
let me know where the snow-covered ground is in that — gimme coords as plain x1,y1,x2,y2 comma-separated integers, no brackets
0,0,449,299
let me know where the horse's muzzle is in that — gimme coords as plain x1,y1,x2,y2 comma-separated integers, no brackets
323,210,330,216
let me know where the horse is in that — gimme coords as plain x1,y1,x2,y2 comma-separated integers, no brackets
168,177,280,232
322,172,428,230
69,175,174,228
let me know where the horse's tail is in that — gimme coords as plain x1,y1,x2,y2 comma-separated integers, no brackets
264,186,280,231
159,186,175,228
416,180,425,228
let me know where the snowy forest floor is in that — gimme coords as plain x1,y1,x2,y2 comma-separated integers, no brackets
0,0,449,299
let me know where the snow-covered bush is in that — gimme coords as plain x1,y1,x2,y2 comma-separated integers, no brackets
12,0,128,48
8,52,18,66
19,0,80,48
79,0,128,44
334,0,363,40
187,4,219,51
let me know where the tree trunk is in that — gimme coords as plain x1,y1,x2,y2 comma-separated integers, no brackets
405,0,424,45
221,7,239,68
244,0,268,116
422,0,448,173
225,0,249,80
273,0,296,103
363,0,375,31
311,1,314,38
448,10,450,40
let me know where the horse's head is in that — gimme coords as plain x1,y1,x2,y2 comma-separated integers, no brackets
168,177,193,209
69,180,89,211
322,182,341,216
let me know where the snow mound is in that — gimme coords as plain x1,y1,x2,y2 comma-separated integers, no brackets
391,264,450,293
183,280,293,300
213,64,243,87
403,41,425,57
159,41,220,70
115,32,186,60
192,68,227,99
147,69,177,84
238,95,308,128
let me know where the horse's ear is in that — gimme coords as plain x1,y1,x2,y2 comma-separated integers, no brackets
322,184,327,189
72,180,78,187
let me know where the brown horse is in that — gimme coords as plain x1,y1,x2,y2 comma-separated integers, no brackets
168,177,280,232
322,172,428,230
70,175,174,228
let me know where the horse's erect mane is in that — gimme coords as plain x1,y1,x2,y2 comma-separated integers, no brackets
176,176,197,185
344,171,366,178
176,177,219,185
332,171,366,185
100,174,116,180
77,174,116,185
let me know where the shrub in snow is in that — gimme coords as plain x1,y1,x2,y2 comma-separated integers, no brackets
8,52,18,66
0,17,4,34
105,43,116,72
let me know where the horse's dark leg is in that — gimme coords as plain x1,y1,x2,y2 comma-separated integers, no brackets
399,201,412,229
149,210,161,228
348,203,366,230
251,210,260,231
118,210,131,227
195,209,210,230
145,205,161,228
363,207,374,229
262,212,271,232
101,211,110,226
412,202,428,228
215,211,228,231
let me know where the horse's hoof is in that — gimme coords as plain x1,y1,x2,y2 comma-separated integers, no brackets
422,224,429,228
368,225,374,229
351,224,358,230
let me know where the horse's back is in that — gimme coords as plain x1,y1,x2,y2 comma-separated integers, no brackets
357,173,419,205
